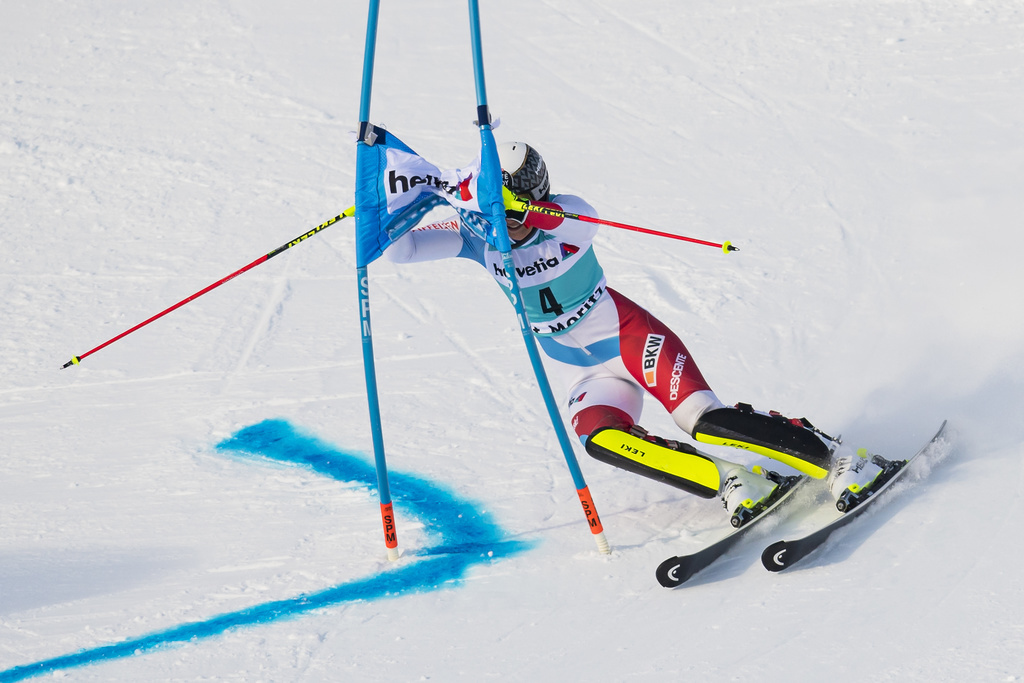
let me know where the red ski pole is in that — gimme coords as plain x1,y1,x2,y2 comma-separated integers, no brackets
62,206,355,369
523,203,738,253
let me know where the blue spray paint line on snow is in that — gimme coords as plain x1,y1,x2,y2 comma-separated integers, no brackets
0,420,533,682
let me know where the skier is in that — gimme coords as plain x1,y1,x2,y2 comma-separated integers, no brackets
387,141,886,526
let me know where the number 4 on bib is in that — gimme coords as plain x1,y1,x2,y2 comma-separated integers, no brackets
538,287,563,316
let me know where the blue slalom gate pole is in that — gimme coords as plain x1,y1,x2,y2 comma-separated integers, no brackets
356,0,400,562
467,0,609,553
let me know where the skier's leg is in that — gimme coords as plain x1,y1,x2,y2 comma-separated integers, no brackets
566,376,641,439
589,289,816,518
593,291,840,478
604,288,717,419
692,406,892,502
567,376,727,498
686,401,890,501
566,376,782,520
582,414,789,526
562,289,778,509
538,291,788,518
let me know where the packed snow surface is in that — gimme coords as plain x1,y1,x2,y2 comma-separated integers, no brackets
2,0,1023,680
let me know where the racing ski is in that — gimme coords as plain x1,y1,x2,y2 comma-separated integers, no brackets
761,421,948,572
656,473,809,588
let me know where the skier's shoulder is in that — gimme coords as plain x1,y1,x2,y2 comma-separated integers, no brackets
541,193,599,242
550,193,597,219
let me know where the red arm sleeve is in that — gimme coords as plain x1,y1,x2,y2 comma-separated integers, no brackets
522,200,565,231
519,194,599,241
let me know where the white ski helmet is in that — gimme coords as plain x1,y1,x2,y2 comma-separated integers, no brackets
497,141,550,202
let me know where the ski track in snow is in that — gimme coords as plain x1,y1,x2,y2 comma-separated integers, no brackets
228,272,293,382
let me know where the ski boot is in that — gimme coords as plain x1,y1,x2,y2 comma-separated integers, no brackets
693,403,839,479
720,465,798,528
827,447,904,512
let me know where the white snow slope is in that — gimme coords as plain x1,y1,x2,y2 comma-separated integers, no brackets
3,0,1023,681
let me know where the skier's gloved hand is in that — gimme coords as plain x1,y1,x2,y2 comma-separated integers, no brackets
502,185,529,212
502,185,529,223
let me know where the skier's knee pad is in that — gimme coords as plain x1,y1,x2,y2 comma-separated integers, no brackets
571,404,633,442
